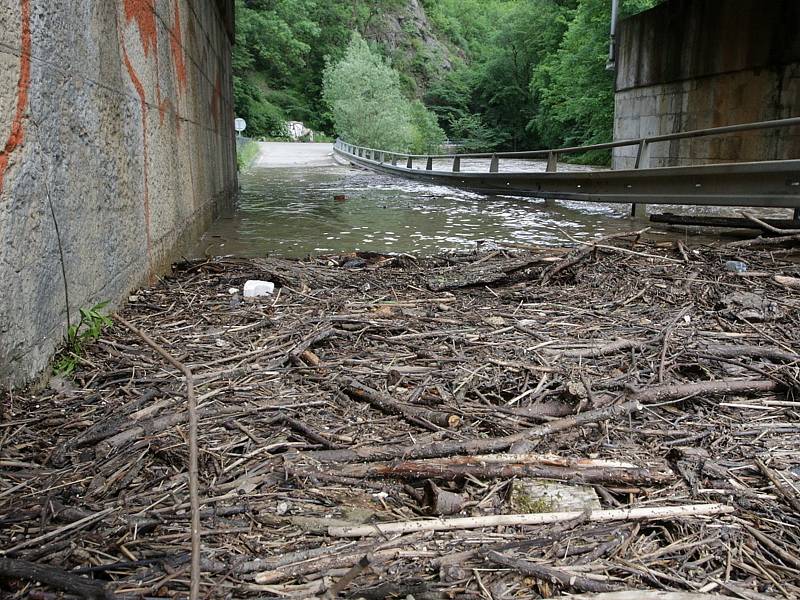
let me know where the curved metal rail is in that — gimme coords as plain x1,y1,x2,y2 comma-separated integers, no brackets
333,117,800,216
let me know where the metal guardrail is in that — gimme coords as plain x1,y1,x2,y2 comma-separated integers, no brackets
333,117,800,217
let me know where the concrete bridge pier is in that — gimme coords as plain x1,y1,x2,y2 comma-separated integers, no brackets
613,0,800,171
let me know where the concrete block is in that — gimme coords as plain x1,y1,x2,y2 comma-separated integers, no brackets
637,94,658,117
640,115,661,137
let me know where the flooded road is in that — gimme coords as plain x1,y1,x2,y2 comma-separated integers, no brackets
195,143,793,258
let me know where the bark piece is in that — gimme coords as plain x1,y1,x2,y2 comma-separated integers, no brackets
423,480,467,515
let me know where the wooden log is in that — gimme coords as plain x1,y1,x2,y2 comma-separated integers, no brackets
304,400,642,464
548,339,644,359
701,344,799,363
650,212,800,232
501,401,575,420
541,229,650,285
425,256,548,291
254,548,401,584
727,232,800,248
328,503,734,538
741,211,800,235
567,593,727,599
98,406,242,452
340,376,461,429
0,558,113,599
486,551,618,593
330,453,674,487
625,379,778,405
774,275,800,290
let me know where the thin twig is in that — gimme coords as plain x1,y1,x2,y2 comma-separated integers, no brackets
115,315,201,600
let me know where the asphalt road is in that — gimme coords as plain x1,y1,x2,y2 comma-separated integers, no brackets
254,142,336,168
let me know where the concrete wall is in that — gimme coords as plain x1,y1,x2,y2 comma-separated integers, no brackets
0,0,237,386
613,0,800,169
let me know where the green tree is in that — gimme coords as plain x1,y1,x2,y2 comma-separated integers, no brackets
233,0,320,137
409,100,447,153
232,0,662,159
531,0,660,162
448,113,507,152
323,34,444,152
426,1,572,151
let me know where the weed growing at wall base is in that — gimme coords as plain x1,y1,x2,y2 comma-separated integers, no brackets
237,140,260,171
53,302,113,375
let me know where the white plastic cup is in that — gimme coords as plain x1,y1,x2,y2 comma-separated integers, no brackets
243,280,275,297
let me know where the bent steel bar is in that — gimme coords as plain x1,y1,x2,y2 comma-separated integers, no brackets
333,145,800,209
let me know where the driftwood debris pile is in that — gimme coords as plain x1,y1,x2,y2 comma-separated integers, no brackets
2,232,800,598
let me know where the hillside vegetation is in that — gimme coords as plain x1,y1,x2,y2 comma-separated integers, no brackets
234,0,659,161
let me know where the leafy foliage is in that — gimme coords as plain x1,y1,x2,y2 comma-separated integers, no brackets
234,0,661,160
323,35,445,153
53,303,112,375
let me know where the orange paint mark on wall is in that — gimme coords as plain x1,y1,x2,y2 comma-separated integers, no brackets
0,0,32,195
170,0,188,92
159,97,173,126
122,45,152,260
123,0,158,57
211,71,222,130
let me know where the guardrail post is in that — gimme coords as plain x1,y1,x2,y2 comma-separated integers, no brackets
406,156,413,169
391,154,397,166
544,152,558,207
453,156,460,173
490,154,499,173
631,140,650,219
426,157,433,170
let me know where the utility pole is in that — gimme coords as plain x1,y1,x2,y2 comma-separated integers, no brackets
606,0,619,71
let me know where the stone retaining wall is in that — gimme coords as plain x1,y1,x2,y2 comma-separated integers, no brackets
0,0,237,386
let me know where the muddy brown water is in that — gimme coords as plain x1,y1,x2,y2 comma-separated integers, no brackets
194,146,793,258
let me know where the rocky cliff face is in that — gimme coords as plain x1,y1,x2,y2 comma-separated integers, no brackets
366,0,461,95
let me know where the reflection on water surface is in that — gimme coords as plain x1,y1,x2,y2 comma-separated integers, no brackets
195,160,791,258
